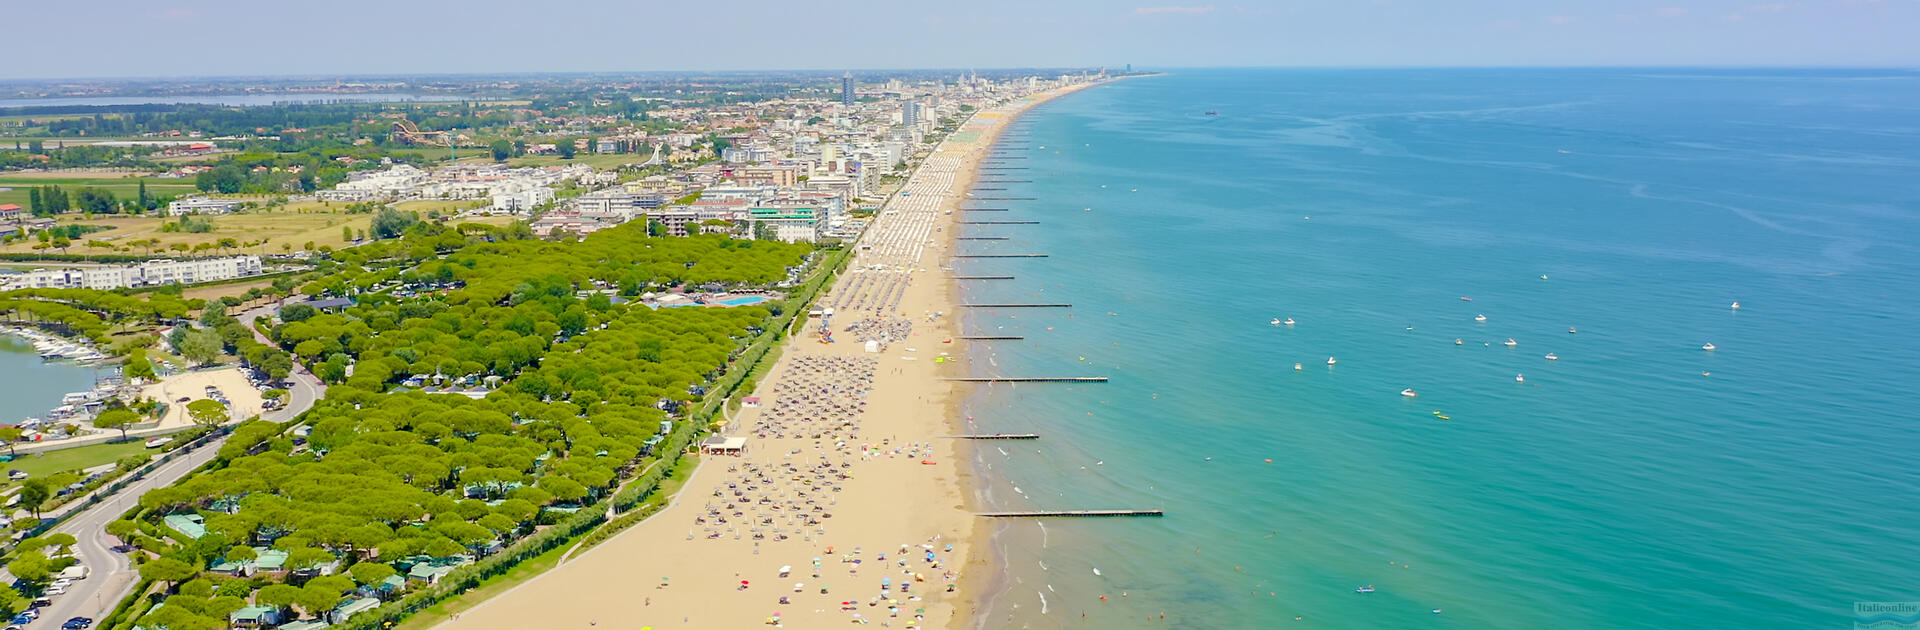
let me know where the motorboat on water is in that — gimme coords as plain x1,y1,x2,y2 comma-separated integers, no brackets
1516,374,1525,383
1293,363,1303,371
1545,353,1559,360
1503,338,1518,347
1270,318,1282,326
1326,357,1337,365
1731,301,1741,310
1569,327,1577,334
1702,342,1716,351
1474,314,1487,322
1356,586,1376,594
1454,338,1464,345
1284,318,1296,326
1401,389,1418,397
1460,296,1472,301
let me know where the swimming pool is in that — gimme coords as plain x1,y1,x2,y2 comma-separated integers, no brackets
715,296,769,306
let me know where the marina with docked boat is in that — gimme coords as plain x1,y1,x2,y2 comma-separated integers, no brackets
0,326,122,431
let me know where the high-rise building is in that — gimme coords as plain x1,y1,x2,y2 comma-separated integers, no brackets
842,72,853,106
901,101,917,127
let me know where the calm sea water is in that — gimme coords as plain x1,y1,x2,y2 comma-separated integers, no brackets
0,333,100,425
956,69,1920,629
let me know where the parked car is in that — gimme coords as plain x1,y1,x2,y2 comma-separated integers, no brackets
7,470,26,481
10,614,32,625
61,619,91,630
42,586,64,596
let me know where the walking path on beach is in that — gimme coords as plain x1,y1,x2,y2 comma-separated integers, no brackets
433,84,1095,630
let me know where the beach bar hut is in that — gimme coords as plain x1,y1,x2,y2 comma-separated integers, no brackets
700,436,749,456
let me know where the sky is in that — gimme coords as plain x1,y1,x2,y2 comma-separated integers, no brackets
9,0,1920,79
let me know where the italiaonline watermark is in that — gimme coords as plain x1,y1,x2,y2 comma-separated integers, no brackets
1856,602,1920,629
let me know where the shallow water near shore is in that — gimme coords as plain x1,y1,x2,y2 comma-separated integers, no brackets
957,69,1920,629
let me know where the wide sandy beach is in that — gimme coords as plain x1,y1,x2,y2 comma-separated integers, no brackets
436,82,1094,630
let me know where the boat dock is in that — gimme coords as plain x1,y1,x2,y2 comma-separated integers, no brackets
946,434,1039,440
941,376,1108,382
976,510,1163,518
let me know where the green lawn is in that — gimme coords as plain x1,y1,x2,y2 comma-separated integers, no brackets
0,176,198,208
506,153,649,170
1,439,153,491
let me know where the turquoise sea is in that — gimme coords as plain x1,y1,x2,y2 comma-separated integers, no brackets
955,69,1920,629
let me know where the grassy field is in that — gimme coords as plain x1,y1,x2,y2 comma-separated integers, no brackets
506,153,649,170
1,439,152,492
0,174,197,208
393,199,488,215
0,208,374,254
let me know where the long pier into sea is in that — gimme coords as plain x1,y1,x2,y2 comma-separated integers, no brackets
945,434,1039,440
949,275,1015,280
959,208,1009,212
961,221,1039,225
958,303,1070,308
955,237,1010,240
956,335,1023,340
976,180,1032,183
954,254,1047,258
941,376,1108,382
977,510,1163,518
970,197,1037,201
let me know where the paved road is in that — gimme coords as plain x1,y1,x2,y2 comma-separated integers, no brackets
19,303,321,623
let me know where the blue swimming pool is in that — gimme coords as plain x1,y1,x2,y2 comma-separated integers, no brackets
716,296,769,306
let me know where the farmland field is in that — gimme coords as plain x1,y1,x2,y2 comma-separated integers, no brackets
0,174,198,208
0,207,374,254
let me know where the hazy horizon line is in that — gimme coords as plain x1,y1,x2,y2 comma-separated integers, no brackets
5,64,1916,84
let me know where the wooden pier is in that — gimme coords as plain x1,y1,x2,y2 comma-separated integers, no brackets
976,180,1032,183
953,254,1048,258
956,335,1024,340
958,208,1009,212
954,237,1010,241
948,276,1016,280
972,187,1006,191
977,510,1162,518
960,221,1039,225
957,303,1070,308
946,434,1039,440
970,197,1037,201
977,167,1029,171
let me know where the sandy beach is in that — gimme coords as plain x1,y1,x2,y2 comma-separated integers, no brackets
434,84,1095,630
139,366,264,428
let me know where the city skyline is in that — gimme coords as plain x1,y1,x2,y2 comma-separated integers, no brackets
9,0,1920,80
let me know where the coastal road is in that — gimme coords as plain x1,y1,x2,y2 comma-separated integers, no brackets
16,304,320,623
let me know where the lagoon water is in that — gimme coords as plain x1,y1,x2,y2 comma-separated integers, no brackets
0,333,100,425
956,69,1920,629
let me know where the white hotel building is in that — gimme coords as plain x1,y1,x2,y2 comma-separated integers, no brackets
2,256,264,291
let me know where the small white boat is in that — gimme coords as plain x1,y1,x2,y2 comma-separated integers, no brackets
1401,389,1418,397
1702,343,1716,351
1454,338,1464,345
1503,338,1518,347
1326,357,1337,365
1516,374,1525,383
1731,301,1741,310
1474,314,1487,322
1092,568,1102,576
1293,363,1303,371
1540,275,1549,280
1545,353,1558,361
1284,318,1296,326
1569,327,1577,334
1130,188,1138,192
1460,296,1472,302
1270,318,1281,326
